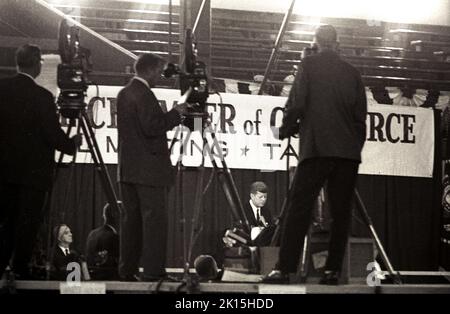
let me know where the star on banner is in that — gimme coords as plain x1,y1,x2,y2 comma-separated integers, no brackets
240,145,250,156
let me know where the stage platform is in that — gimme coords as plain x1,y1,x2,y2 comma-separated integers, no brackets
2,279,449,294
2,267,449,294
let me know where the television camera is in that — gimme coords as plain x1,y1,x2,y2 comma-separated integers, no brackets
52,19,121,252
56,19,93,119
163,28,209,130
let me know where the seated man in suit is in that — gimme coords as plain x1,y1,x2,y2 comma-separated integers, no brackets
85,203,120,280
50,224,82,281
223,181,274,247
218,182,274,274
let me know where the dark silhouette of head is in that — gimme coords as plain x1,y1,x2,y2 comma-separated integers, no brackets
134,53,166,86
314,24,339,51
194,255,218,281
15,44,43,78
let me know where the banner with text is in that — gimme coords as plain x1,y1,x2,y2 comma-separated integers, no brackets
58,86,434,178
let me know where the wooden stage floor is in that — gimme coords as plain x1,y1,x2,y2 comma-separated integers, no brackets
2,279,450,294
2,268,450,294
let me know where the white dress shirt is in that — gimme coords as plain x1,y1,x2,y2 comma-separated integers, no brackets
249,200,268,241
59,245,70,256
249,200,267,227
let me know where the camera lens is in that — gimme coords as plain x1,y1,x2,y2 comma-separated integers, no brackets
163,63,179,78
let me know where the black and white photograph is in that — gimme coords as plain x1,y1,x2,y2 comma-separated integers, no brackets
0,0,449,306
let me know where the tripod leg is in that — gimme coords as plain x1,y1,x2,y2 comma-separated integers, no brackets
79,112,122,215
54,123,74,179
187,159,205,264
298,230,311,283
286,138,291,195
170,122,205,292
204,125,252,234
169,124,184,159
171,124,184,264
270,165,299,246
171,124,196,271
354,189,402,284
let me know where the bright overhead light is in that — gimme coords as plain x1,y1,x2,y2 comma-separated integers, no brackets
213,0,448,26
118,0,180,4
293,0,445,24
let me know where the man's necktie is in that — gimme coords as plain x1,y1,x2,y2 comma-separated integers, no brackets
256,208,261,224
65,249,69,256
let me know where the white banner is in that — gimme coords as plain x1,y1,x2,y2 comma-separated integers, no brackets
360,104,434,177
57,86,434,178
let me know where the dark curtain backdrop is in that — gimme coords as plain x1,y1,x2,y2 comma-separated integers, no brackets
45,167,441,271
46,166,290,269
43,113,442,271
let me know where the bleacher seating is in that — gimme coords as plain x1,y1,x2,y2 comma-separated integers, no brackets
1,0,450,92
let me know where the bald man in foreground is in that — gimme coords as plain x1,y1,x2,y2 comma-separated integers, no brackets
263,24,367,285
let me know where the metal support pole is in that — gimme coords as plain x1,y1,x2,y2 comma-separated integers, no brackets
192,0,207,36
258,0,296,95
354,189,402,284
169,0,173,61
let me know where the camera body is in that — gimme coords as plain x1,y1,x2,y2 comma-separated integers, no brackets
164,60,209,106
57,19,92,119
163,29,209,130
301,43,319,59
57,62,89,91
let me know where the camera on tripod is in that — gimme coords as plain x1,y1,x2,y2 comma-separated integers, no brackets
163,29,209,130
301,43,318,59
56,19,93,119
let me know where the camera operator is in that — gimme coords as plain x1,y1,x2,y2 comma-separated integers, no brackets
117,53,187,281
0,44,81,280
262,25,367,285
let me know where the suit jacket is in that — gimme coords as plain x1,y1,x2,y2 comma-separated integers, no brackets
117,78,181,186
243,201,273,228
85,224,119,279
0,74,77,190
51,246,81,280
280,50,367,163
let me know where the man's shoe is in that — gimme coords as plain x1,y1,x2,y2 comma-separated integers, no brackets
261,270,289,284
319,271,339,285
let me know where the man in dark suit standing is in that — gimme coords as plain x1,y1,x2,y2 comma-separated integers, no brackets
117,53,186,281
0,44,81,279
85,203,119,280
263,25,367,285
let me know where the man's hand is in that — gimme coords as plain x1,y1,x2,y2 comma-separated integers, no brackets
222,236,236,248
222,228,239,247
272,126,288,140
273,124,299,140
279,128,289,140
72,134,82,147
173,102,188,115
